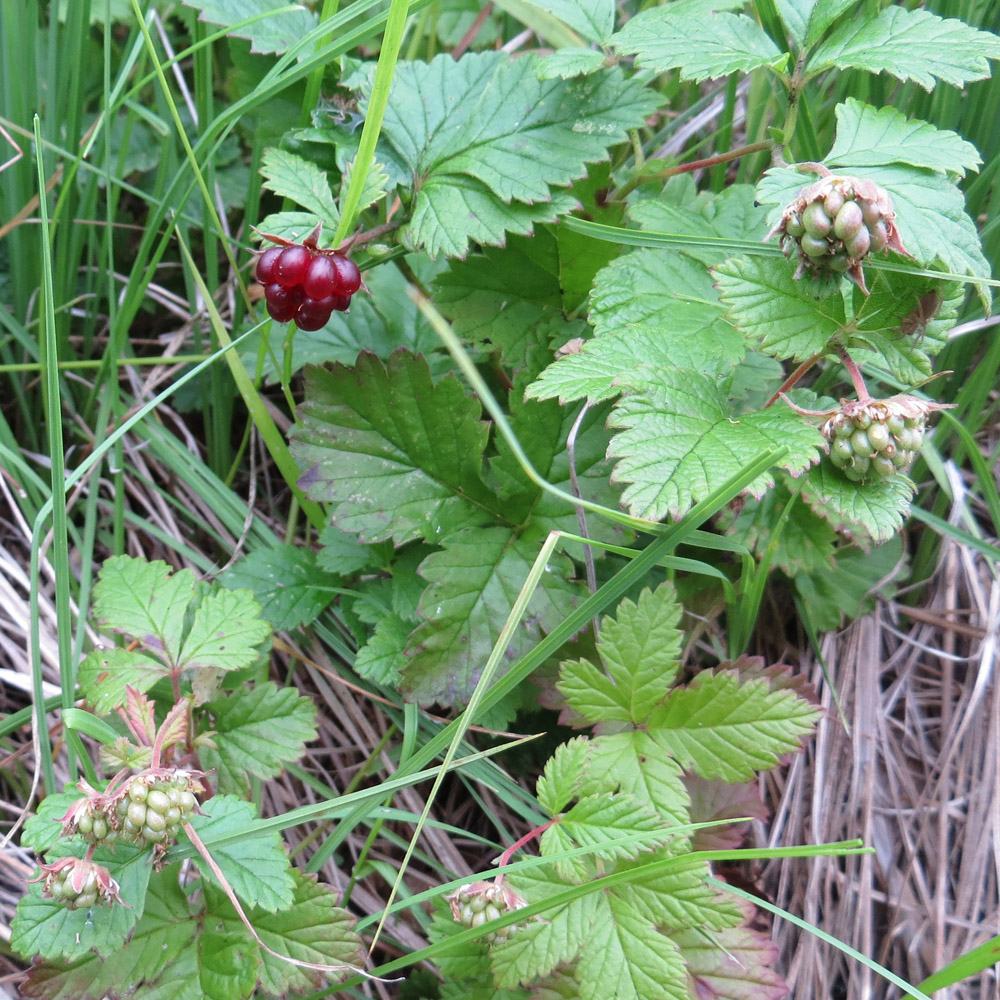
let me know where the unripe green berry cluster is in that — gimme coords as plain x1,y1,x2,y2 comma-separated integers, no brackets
115,772,201,846
823,408,925,482
768,173,908,294
69,800,115,845
446,879,529,944
33,858,123,911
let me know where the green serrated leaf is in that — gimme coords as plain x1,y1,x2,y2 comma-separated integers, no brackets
353,613,412,686
490,383,625,548
713,255,846,361
527,250,744,404
557,584,683,725
181,0,318,56
198,925,259,1000
317,523,375,576
531,0,614,42
342,155,390,213
547,792,674,861
77,647,168,714
293,350,500,544
648,674,820,781
369,53,658,256
606,367,823,522
612,7,789,82
827,99,981,178
585,731,689,826
255,211,325,246
219,544,338,631
577,893,689,1000
259,147,339,229
21,868,195,1000
537,737,591,816
256,869,363,994
402,525,584,706
628,855,743,933
536,47,608,79
798,460,915,544
199,682,317,795
177,588,270,674
491,866,600,987
806,6,1000,90
93,556,196,667
184,796,295,912
22,791,82,853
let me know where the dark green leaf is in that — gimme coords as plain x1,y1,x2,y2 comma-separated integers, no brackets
181,0,318,56
293,350,500,544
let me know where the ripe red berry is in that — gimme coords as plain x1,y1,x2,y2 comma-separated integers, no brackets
254,246,282,284
302,255,338,300
274,245,311,288
331,254,362,296
265,283,303,323
294,298,334,331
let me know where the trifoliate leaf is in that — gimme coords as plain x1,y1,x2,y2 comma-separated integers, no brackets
713,255,846,361
92,556,196,662
12,845,151,963
259,148,339,229
612,7,788,82
537,736,591,816
798,460,915,544
366,52,659,256
353,613,412,686
184,796,295,912
673,917,789,1000
256,870,363,995
647,674,820,781
401,525,584,706
557,584,683,725
606,367,823,522
21,868,196,1000
585,731,689,826
219,544,339,631
181,0,317,56
827,99,982,178
177,588,271,674
526,250,743,404
806,6,1000,90
293,351,500,544
800,0,856,47
199,682,317,795
543,792,675,861
78,647,169,714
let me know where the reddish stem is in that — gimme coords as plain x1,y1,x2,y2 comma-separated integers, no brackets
765,352,824,408
834,344,871,402
617,140,773,199
495,818,557,882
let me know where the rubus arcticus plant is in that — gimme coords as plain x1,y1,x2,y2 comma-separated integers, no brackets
12,1,999,999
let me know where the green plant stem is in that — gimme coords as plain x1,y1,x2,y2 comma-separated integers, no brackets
334,0,411,243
